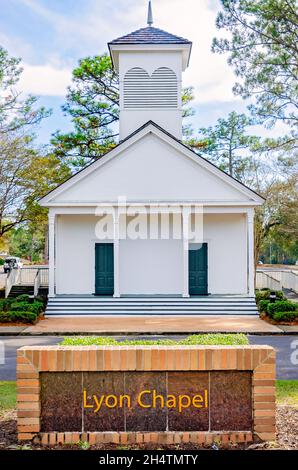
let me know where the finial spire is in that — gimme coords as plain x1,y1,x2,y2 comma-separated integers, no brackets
147,1,153,27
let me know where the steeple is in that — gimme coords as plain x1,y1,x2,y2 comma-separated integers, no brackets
108,6,192,140
147,1,153,27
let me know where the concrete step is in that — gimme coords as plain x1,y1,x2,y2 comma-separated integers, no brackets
45,295,258,316
8,285,34,298
46,304,257,310
49,296,255,302
46,312,258,316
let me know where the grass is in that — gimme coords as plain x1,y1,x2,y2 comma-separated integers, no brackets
276,380,298,407
0,381,16,410
62,333,249,346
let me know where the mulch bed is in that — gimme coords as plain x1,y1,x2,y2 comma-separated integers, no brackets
260,314,298,326
0,406,297,450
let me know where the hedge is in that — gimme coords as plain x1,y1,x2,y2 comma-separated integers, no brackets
258,299,270,313
272,311,298,322
0,311,38,323
267,300,298,317
10,301,44,314
0,296,44,323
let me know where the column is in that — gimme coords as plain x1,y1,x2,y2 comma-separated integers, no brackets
48,212,55,297
113,208,120,297
182,206,190,298
247,209,255,296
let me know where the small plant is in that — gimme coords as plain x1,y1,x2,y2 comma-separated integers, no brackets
19,444,32,450
267,300,298,317
77,440,90,450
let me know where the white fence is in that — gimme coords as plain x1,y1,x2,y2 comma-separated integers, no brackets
256,269,298,293
5,266,49,298
5,268,20,298
256,271,282,291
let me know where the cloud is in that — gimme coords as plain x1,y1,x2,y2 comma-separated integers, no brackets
9,0,237,105
18,63,72,96
152,0,237,104
16,0,143,49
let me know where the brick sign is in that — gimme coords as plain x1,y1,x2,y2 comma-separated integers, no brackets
17,346,276,446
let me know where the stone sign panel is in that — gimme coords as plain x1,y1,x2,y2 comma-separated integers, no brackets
40,371,252,432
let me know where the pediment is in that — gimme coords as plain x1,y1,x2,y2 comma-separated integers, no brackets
40,122,263,206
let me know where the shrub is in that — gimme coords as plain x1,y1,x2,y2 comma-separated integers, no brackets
15,294,31,302
255,290,270,303
267,300,298,317
0,311,38,323
10,301,44,314
255,289,285,304
0,258,4,266
0,298,14,312
276,291,286,300
258,299,270,313
272,311,298,322
62,333,249,346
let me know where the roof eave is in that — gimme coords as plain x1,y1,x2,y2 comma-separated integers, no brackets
108,43,192,72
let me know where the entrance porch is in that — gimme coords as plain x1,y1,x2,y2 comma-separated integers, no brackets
48,204,255,301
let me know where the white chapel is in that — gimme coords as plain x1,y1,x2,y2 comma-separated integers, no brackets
40,2,263,316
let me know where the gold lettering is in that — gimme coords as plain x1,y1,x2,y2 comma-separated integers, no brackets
105,395,118,408
205,389,208,408
178,394,191,412
152,390,164,408
93,394,105,413
119,394,131,408
166,394,176,408
138,390,151,408
83,390,93,409
192,394,203,408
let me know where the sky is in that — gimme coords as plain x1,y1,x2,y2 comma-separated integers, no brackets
0,0,283,144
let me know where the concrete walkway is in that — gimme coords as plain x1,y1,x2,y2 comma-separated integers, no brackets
16,315,284,335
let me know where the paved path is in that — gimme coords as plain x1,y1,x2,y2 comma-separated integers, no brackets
0,336,63,381
0,335,297,381
21,315,282,335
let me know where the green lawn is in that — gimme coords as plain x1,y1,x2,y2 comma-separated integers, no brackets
0,380,297,412
0,381,16,410
276,380,298,407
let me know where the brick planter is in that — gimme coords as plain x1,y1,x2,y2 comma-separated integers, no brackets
17,345,276,446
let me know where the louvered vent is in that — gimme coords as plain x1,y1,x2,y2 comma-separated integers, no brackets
123,67,178,109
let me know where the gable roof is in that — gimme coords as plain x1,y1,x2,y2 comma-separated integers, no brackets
40,121,265,206
108,26,191,46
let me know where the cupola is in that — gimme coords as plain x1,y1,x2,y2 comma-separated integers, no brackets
108,1,192,140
